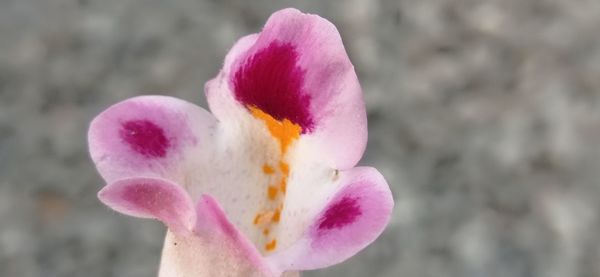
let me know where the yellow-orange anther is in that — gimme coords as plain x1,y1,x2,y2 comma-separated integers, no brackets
279,178,287,194
250,107,301,154
265,239,277,251
253,211,274,225
253,214,261,225
262,164,275,174
267,186,278,200
251,107,301,253
279,161,290,176
272,209,281,223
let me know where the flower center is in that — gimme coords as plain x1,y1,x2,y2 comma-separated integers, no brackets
250,107,301,252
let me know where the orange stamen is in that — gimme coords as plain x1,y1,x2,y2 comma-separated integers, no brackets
250,107,301,252
272,209,281,223
253,211,274,225
265,239,277,251
250,107,301,154
253,214,261,225
279,179,287,194
267,186,278,200
262,164,275,174
279,161,290,176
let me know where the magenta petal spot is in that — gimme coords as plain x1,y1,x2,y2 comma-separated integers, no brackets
232,41,314,132
318,196,362,230
120,120,169,158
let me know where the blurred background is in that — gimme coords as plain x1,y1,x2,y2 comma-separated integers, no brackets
1,0,600,276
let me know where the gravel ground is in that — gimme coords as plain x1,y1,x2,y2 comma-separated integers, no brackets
2,0,600,276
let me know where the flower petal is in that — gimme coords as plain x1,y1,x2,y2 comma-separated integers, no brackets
195,195,270,269
159,195,275,277
202,10,373,251
206,8,367,169
98,177,195,235
267,167,393,272
88,95,216,183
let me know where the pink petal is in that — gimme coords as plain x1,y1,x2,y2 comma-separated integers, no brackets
206,8,367,169
88,95,216,183
98,177,195,234
159,195,276,277
206,34,258,120
195,195,270,269
159,231,272,277
267,167,393,272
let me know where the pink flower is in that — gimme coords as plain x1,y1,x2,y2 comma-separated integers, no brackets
89,8,394,277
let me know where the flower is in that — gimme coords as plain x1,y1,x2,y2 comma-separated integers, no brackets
89,8,394,277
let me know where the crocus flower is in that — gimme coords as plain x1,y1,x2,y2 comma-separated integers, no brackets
89,8,393,277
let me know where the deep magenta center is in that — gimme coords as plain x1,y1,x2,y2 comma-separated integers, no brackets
232,41,314,133
120,120,169,158
318,196,362,230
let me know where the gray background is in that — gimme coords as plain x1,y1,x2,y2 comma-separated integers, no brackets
2,0,600,276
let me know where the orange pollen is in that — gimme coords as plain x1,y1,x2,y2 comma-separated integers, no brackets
272,209,281,223
253,214,261,225
279,179,287,194
265,239,277,251
250,107,301,154
267,186,278,200
279,161,290,176
251,107,301,251
253,211,274,225
262,164,275,174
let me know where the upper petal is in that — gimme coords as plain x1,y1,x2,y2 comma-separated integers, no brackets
202,10,372,252
88,95,217,184
206,8,367,169
267,167,394,272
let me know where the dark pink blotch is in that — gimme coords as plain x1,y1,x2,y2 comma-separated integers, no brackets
120,120,169,158
318,196,362,230
232,41,314,133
